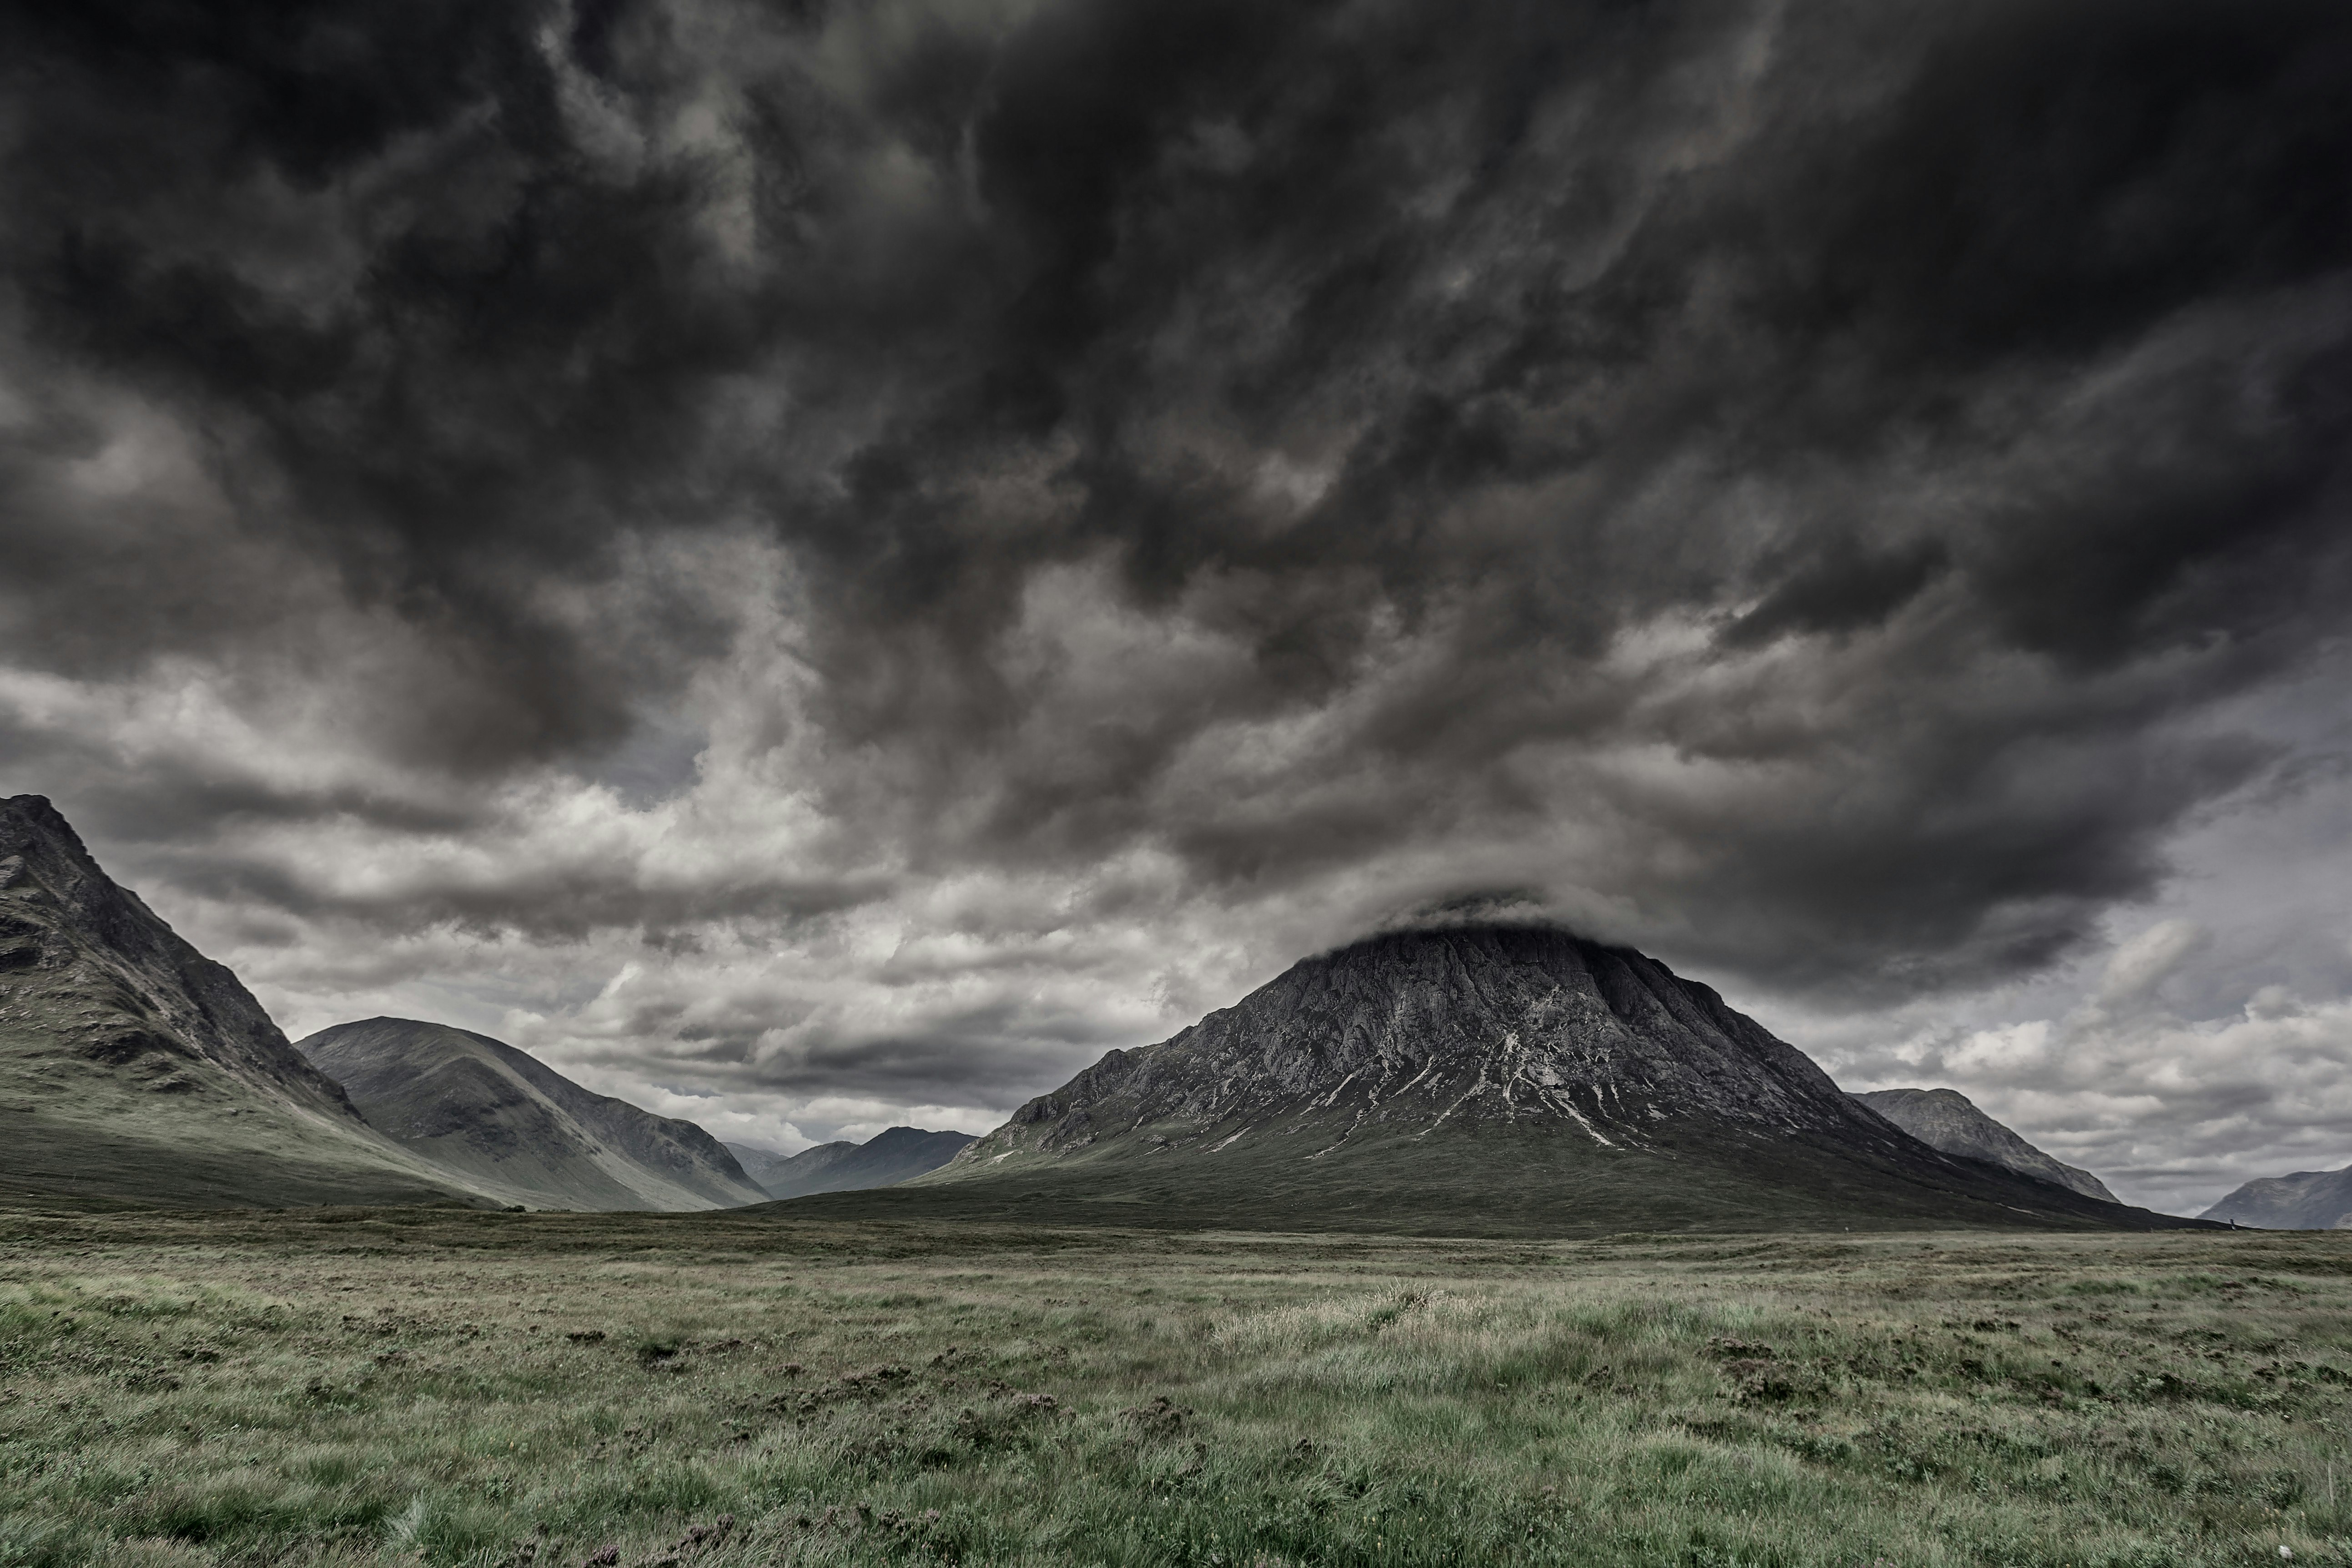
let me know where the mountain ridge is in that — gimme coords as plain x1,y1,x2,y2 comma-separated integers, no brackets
727,1126,976,1200
1851,1087,2118,1203
298,1017,768,1211
2200,1163,2352,1230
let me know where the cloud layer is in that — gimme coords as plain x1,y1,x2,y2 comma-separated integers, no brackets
3,0,2349,1198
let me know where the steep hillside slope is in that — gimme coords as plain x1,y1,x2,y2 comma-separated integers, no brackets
728,1126,975,1200
1852,1088,2117,1203
2201,1165,2352,1229
0,795,491,1209
801,925,2212,1236
298,1018,767,1211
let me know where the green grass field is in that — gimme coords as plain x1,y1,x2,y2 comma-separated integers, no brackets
2,1202,2348,1568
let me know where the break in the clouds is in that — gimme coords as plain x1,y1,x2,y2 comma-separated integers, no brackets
3,0,2349,1203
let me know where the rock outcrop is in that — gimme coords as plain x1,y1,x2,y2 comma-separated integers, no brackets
2200,1164,2352,1230
299,1018,768,1211
0,795,490,1208
1851,1087,2117,1203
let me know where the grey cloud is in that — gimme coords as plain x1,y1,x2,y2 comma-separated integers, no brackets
613,984,1138,1105
3,0,2351,1132
779,1003,1128,1099
1830,980,2352,1216
195,858,885,941
1721,539,1952,650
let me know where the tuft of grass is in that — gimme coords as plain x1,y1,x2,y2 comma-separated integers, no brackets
0,1205,2348,1565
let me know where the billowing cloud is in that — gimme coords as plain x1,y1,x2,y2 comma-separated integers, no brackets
1832,953,2352,1216
2,0,2348,1189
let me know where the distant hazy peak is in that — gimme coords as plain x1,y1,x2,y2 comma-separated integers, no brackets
2200,1163,2352,1230
1851,1087,2117,1204
730,1124,976,1200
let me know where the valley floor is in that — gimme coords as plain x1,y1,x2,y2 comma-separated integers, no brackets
0,1203,2348,1567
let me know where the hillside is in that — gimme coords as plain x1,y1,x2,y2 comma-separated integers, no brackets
298,1018,767,1211
726,1126,976,1200
1852,1087,2117,1203
0,795,490,1209
799,925,2214,1236
2201,1164,2352,1230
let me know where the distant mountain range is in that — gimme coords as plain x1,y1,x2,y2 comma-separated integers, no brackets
2201,1164,2352,1230
725,1126,976,1200
0,795,486,1208
1851,1087,2118,1203
298,1018,767,1211
0,795,2251,1233
804,925,2211,1235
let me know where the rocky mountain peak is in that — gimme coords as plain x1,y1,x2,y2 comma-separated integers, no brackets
966,923,1906,1165
0,793,364,1119
873,922,2209,1235
0,795,486,1207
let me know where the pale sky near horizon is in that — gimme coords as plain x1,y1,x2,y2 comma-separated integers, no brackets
5,0,2349,1214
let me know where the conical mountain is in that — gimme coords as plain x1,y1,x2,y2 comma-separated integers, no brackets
828,925,2211,1235
0,795,490,1209
1852,1088,2117,1203
298,1018,769,1212
2200,1164,2352,1230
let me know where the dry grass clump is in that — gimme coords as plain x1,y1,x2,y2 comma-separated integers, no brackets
0,1205,2347,1566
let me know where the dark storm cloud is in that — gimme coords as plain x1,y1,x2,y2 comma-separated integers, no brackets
4,0,2351,1002
156,845,884,939
3,0,761,768
691,998,1127,1100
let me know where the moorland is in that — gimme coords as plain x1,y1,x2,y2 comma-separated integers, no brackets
3,1200,2348,1568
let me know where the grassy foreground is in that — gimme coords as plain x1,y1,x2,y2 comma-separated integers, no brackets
0,1205,2348,1568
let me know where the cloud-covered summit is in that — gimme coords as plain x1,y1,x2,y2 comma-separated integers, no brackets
3,0,2348,1199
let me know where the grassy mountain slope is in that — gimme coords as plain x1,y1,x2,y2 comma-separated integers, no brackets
0,796,490,1209
298,1018,768,1211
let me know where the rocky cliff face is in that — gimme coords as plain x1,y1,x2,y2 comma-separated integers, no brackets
965,925,1934,1162
1851,1088,2118,1203
0,795,488,1208
2201,1164,2352,1230
299,1018,768,1211
915,925,2206,1235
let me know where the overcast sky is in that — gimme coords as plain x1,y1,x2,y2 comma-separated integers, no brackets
4,0,2349,1213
